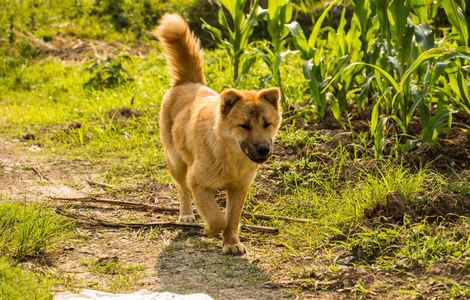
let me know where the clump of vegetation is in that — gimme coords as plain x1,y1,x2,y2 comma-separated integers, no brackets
0,202,74,260
82,257,146,291
0,202,74,299
84,55,134,90
82,256,144,275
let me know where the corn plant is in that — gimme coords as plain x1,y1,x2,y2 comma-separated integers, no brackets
325,7,364,119
326,47,470,156
350,0,374,56
256,0,293,110
286,0,340,119
202,0,263,84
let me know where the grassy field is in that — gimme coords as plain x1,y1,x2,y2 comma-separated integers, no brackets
0,0,469,299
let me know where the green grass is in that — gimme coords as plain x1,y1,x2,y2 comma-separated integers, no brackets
0,202,75,261
246,164,446,251
82,257,145,276
0,202,74,300
82,257,146,291
343,217,469,266
0,258,53,300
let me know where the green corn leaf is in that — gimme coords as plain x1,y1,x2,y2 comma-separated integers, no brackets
374,117,386,157
370,99,380,135
428,61,449,88
418,95,430,128
414,24,434,50
308,78,326,119
330,100,343,126
286,21,311,58
257,46,273,68
302,59,313,80
241,56,257,75
322,62,399,94
389,115,407,134
411,0,428,23
218,8,232,33
267,0,281,19
201,20,224,44
442,0,469,46
456,69,470,109
376,0,390,42
308,0,337,48
400,47,470,92
407,90,427,126
421,109,449,142
220,0,237,19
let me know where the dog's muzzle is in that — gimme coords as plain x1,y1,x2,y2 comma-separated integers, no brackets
240,142,272,164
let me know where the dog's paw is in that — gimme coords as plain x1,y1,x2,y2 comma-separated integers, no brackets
223,242,246,256
178,214,196,223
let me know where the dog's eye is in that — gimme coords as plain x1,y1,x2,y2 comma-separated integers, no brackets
239,124,251,130
264,122,271,129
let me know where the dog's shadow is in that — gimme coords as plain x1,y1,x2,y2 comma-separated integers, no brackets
155,231,287,300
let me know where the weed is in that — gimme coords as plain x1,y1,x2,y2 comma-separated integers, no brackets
0,202,74,261
82,256,144,276
82,257,146,291
84,55,134,90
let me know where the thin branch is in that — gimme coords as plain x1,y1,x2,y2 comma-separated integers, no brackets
55,207,278,234
49,196,312,223
50,196,179,213
30,163,50,182
85,178,115,190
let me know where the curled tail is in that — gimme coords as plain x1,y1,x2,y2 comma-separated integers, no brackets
154,14,206,87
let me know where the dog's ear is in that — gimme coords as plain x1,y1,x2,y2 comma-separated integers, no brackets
220,89,242,116
259,87,280,110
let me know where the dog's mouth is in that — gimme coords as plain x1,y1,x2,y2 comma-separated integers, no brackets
240,143,271,164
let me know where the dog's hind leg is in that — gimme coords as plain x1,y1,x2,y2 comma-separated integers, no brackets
166,150,195,223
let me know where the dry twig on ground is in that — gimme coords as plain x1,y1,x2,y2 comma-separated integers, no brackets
54,207,279,234
49,196,312,223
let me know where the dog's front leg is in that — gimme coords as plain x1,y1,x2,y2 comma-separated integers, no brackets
190,184,226,236
223,185,249,255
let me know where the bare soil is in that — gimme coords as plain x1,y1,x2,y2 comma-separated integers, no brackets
24,34,150,61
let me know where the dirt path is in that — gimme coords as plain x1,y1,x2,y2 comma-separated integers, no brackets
0,138,288,299
0,139,94,200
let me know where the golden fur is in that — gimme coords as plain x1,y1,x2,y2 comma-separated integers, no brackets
154,13,282,255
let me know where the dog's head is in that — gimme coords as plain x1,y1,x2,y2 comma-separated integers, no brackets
217,87,282,164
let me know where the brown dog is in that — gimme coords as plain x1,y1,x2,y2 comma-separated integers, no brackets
154,14,282,255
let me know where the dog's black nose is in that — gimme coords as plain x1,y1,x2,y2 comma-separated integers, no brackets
256,144,270,157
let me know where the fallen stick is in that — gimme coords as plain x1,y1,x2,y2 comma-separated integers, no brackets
30,163,50,182
55,207,278,234
49,196,312,223
85,179,115,190
50,196,179,213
